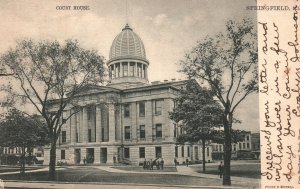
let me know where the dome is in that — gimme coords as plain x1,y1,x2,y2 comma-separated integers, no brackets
109,24,146,61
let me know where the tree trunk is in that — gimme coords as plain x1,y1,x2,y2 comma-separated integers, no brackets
202,139,206,173
49,141,57,180
223,113,232,185
20,147,26,174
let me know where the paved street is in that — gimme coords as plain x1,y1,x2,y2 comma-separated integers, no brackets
3,182,254,189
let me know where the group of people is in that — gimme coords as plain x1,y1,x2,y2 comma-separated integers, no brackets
143,158,164,170
173,158,189,167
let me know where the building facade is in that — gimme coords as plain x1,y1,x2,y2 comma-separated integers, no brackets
43,24,211,166
211,132,260,160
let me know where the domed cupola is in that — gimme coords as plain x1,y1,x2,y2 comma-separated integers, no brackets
107,24,149,85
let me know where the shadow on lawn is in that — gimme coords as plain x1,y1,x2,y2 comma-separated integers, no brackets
192,164,261,179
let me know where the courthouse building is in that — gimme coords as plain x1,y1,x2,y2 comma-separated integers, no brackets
43,24,211,166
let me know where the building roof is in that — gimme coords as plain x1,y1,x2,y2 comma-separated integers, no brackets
108,24,147,62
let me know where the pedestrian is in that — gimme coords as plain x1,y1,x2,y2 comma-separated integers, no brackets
174,158,177,167
147,160,151,170
160,158,164,170
150,159,154,170
113,156,116,164
143,159,147,169
218,161,224,178
186,158,189,167
156,159,160,170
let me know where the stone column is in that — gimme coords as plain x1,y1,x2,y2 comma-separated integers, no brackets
135,62,138,77
80,148,86,165
82,107,88,143
94,147,100,164
113,64,116,78
120,62,123,77
95,105,102,143
70,109,77,144
127,62,129,76
108,104,115,143
145,65,148,79
142,64,144,78
107,146,117,164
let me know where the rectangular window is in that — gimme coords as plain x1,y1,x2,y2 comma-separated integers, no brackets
88,129,92,142
62,118,67,124
173,124,177,137
123,62,128,76
139,147,145,158
140,125,145,139
243,143,245,149
101,128,105,142
207,147,210,156
125,126,131,140
246,135,249,141
124,147,130,158
61,150,65,160
233,145,236,151
175,146,178,158
130,62,134,76
181,146,184,157
124,104,130,117
155,146,162,158
139,101,145,117
247,143,250,149
155,100,163,115
156,124,162,138
239,143,242,150
187,146,190,157
137,63,142,77
62,131,66,143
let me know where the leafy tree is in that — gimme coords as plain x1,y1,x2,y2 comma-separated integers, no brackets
0,39,105,179
0,108,49,173
169,80,223,173
180,19,258,185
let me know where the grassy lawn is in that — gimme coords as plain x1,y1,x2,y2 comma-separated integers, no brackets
112,166,177,172
0,167,257,187
190,162,261,179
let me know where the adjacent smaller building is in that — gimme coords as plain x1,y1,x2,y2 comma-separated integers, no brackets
211,132,260,160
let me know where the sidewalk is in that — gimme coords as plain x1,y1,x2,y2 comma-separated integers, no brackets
0,167,65,176
175,166,260,187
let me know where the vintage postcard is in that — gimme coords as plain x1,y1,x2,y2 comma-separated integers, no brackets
0,0,298,189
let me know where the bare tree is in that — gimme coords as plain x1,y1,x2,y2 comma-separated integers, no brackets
0,39,106,180
180,19,258,185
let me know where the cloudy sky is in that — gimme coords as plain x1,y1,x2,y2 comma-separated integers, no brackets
0,0,259,132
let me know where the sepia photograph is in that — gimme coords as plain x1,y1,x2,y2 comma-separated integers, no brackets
1,0,291,188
